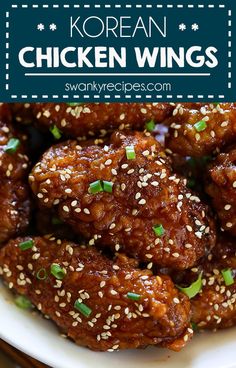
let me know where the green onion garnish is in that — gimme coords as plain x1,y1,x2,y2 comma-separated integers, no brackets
187,178,196,189
125,145,136,160
52,217,63,225
89,180,103,194
74,300,92,317
19,239,34,251
50,263,66,280
50,125,62,140
5,138,20,154
194,120,207,132
221,268,234,286
153,224,165,237
145,120,155,132
36,268,48,280
191,322,198,331
177,272,203,299
103,181,113,193
15,295,32,309
127,292,141,301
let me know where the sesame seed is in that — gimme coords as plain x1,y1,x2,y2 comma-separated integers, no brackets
151,181,159,186
83,208,90,214
105,159,112,166
185,243,193,249
138,199,146,205
110,290,118,296
63,206,70,213
115,244,120,251
65,188,72,194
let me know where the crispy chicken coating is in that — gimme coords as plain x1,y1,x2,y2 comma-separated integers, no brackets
31,103,173,138
205,147,236,236
165,103,236,157
29,131,216,269
190,235,236,330
0,236,192,352
0,104,30,243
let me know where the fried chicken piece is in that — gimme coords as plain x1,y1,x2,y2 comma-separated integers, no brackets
165,103,236,157
205,147,236,236
31,103,173,138
189,235,236,330
0,104,31,243
29,131,216,269
0,236,192,352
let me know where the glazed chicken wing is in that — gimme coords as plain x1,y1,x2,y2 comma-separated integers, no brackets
165,103,236,157
0,104,30,243
31,103,173,138
205,147,236,236
190,235,236,330
0,236,192,352
29,131,216,269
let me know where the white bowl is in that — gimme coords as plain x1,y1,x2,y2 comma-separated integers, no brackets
0,282,235,368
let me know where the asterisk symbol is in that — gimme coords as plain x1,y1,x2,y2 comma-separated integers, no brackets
192,23,199,31
49,23,57,31
179,23,186,31
37,23,45,31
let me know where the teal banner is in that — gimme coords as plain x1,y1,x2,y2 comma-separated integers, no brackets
0,0,235,101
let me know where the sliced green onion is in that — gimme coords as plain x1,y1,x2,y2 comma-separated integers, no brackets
52,217,63,225
103,181,113,193
50,263,66,280
221,268,234,286
187,178,196,189
5,138,20,154
19,239,34,251
125,145,136,160
36,268,48,280
194,120,207,132
153,224,165,237
145,119,155,132
127,292,141,301
74,300,92,317
177,272,203,299
15,295,32,309
89,180,103,194
67,103,82,106
50,125,62,140
191,322,198,331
